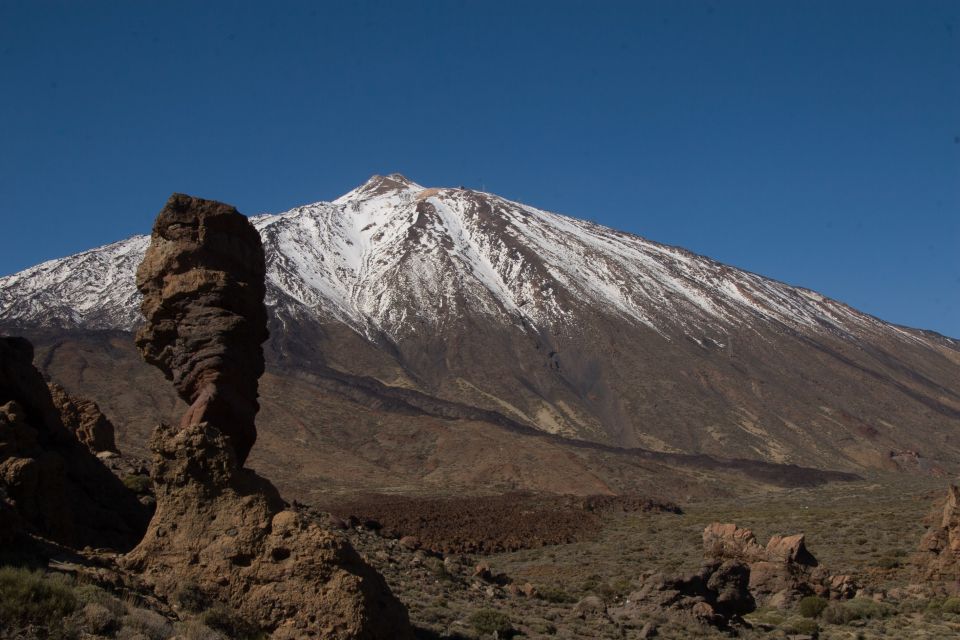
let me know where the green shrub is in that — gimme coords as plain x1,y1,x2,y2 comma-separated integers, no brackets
844,598,894,620
942,597,960,614
822,598,893,625
469,608,513,636
537,585,576,603
0,566,77,627
73,583,126,617
122,474,152,493
781,617,819,635
822,601,853,625
798,595,828,618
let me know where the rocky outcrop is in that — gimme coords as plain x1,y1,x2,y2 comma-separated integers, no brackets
0,336,148,550
134,193,268,465
123,421,412,638
124,194,412,639
613,522,848,631
48,382,117,454
915,485,960,581
703,522,824,608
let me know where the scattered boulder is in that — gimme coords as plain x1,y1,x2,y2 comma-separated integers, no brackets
48,382,118,454
122,194,413,639
915,484,960,581
0,336,148,550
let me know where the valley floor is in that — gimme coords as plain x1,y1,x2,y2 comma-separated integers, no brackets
3,474,959,639
336,473,960,639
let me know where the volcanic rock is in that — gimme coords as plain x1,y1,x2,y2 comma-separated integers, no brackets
703,522,822,607
915,485,960,581
611,561,753,631
123,194,412,639
48,382,118,454
122,421,412,638
0,336,148,550
613,521,838,630
134,193,268,465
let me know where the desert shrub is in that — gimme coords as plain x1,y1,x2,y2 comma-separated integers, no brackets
781,617,819,635
822,598,893,624
80,602,120,635
469,608,513,636
537,584,576,603
200,603,265,639
74,583,126,616
120,607,173,640
122,473,152,493
174,619,228,640
942,597,960,614
174,581,209,613
876,555,901,570
845,598,894,619
822,601,853,625
0,566,78,627
798,595,828,618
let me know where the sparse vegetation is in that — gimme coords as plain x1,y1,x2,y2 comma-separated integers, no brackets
798,595,828,618
122,473,153,493
0,566,77,629
469,608,513,636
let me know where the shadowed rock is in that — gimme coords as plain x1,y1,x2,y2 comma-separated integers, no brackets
135,193,267,465
0,336,148,550
124,194,413,639
48,382,118,454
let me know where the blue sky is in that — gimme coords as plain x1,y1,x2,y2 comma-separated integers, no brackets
1,1,958,336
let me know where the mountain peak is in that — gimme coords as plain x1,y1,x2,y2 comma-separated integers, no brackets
335,173,424,203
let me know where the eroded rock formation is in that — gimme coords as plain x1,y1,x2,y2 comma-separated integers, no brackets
0,336,148,550
916,485,960,582
612,522,851,630
135,193,268,465
48,382,118,454
124,194,412,639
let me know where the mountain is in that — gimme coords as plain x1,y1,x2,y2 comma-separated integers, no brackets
2,174,959,496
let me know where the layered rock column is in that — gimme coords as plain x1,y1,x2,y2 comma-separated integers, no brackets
124,194,413,639
135,193,268,465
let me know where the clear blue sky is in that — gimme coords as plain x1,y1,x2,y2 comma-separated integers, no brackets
1,1,957,337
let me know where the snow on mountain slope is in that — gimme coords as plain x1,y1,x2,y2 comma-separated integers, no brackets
0,174,927,345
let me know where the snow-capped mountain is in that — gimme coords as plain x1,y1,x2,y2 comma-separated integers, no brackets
0,174,928,343
2,174,959,474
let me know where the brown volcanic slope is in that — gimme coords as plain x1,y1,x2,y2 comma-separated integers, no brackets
1,175,958,494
